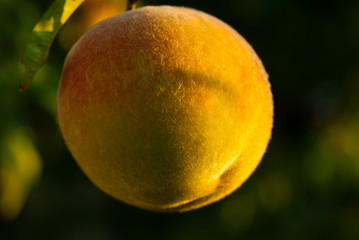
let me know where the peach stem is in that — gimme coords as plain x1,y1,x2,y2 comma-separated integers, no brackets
127,0,138,11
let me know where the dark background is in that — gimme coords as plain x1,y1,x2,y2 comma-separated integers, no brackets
1,0,359,239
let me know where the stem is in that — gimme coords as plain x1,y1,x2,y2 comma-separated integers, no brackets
127,0,138,11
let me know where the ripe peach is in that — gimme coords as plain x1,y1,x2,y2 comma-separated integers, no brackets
57,6,273,212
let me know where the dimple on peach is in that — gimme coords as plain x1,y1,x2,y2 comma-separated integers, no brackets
57,6,273,212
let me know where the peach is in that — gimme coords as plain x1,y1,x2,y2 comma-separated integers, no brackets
57,6,273,212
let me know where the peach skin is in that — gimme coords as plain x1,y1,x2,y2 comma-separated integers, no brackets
57,6,273,212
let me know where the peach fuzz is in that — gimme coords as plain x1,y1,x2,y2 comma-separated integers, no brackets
57,6,273,212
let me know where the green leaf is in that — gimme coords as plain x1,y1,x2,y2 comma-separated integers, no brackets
19,0,85,91
0,128,42,221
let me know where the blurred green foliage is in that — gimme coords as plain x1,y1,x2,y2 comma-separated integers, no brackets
1,0,359,239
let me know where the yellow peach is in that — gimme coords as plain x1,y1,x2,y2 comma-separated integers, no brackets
57,6,273,212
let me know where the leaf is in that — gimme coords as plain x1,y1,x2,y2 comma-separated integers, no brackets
0,128,42,221
19,0,85,91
